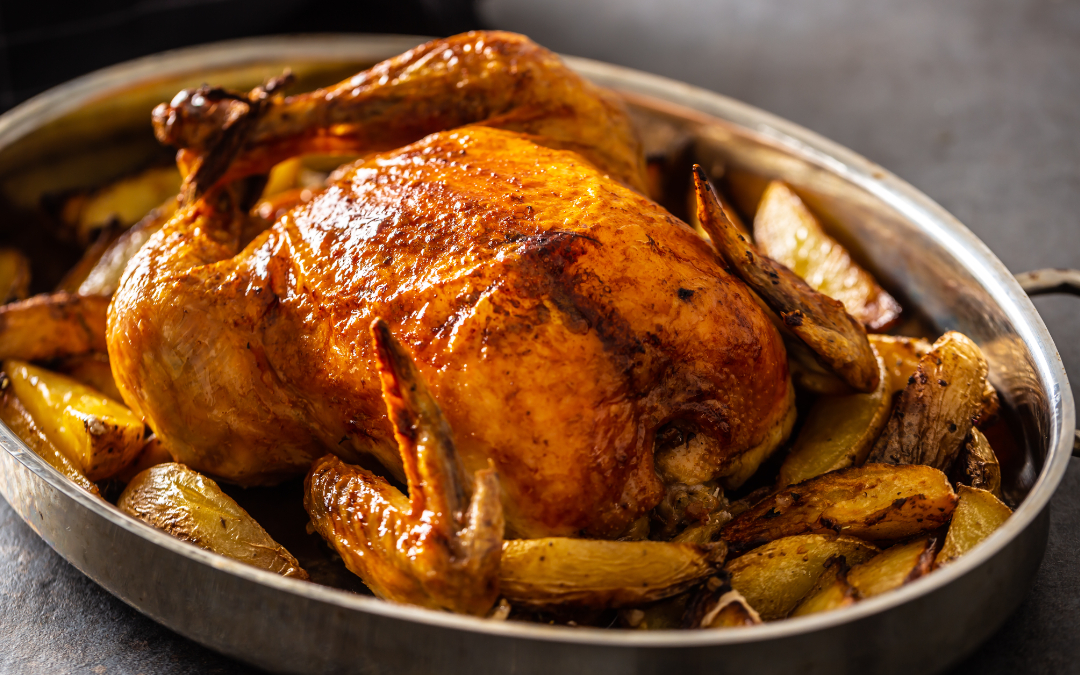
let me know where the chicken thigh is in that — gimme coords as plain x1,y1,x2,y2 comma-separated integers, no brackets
108,31,796,540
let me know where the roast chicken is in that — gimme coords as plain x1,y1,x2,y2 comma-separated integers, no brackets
104,31,877,612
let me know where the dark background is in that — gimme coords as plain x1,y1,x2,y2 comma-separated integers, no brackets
1,0,1078,672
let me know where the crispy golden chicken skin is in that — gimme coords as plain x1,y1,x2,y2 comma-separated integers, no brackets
109,32,794,539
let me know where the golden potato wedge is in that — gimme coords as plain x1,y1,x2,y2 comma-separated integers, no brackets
753,181,902,331
0,248,30,303
59,165,181,244
868,334,932,393
693,167,880,393
867,331,989,471
262,157,303,198
78,199,177,297
55,225,121,294
0,293,109,361
0,379,98,495
723,464,957,551
789,556,857,617
5,359,144,481
778,353,890,486
847,536,937,598
956,428,1003,497
55,353,124,402
118,463,307,579
499,538,717,610
725,534,878,620
935,486,1012,566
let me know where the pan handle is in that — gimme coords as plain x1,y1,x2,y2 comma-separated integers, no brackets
1015,268,1080,457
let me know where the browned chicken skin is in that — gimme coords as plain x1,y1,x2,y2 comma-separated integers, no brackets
108,31,796,541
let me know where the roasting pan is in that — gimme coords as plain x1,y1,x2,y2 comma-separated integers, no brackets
0,34,1076,675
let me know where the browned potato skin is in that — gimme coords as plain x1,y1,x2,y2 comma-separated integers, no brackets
789,556,857,617
724,534,878,620
500,538,717,610
118,463,307,579
693,166,879,393
935,486,1011,566
867,331,988,471
957,428,1003,498
753,181,902,332
0,381,99,495
0,248,30,303
847,536,937,598
0,293,109,361
723,464,957,551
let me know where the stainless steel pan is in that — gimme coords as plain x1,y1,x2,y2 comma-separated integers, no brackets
0,34,1075,675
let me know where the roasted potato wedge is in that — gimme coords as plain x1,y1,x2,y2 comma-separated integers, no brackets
0,379,98,495
778,353,890,486
0,248,30,303
868,334,932,393
753,181,902,331
935,485,1012,566
723,464,958,550
78,199,177,297
867,331,989,471
5,359,144,481
0,293,109,361
693,166,879,393
789,556,857,617
956,428,1003,497
725,534,878,620
499,538,717,610
59,165,181,244
847,536,937,598
118,463,307,579
55,353,123,402
55,225,121,294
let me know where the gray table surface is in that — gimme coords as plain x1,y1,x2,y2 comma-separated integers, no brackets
2,0,1079,672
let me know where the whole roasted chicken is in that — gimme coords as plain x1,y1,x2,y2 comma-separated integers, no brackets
106,31,877,614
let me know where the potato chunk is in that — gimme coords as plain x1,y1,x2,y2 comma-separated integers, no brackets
789,556,857,617
778,353,890,486
956,428,1003,498
725,534,878,620
55,353,124,402
723,464,957,550
847,536,937,598
867,331,989,471
868,334,932,393
5,359,143,481
59,165,181,244
0,381,98,495
499,538,717,609
935,486,1012,566
0,293,109,361
753,181,901,331
119,463,307,579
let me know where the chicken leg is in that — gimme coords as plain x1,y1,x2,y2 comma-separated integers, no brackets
305,319,503,615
